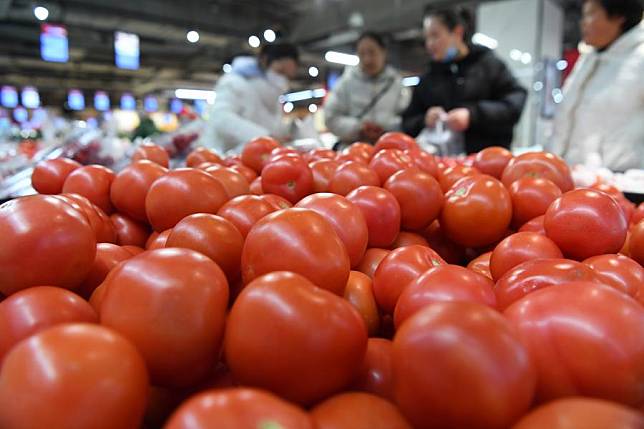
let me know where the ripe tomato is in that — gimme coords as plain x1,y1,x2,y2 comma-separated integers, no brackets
241,136,281,173
110,160,167,222
501,152,574,192
296,193,368,267
490,232,563,281
57,193,117,243
261,193,292,210
394,265,496,329
344,271,380,336
347,186,401,248
342,142,376,163
217,195,280,238
62,164,116,214
0,324,148,429
505,282,644,406
249,176,263,194
356,248,390,279
519,214,546,235
384,168,443,231
437,165,479,193
305,148,336,162
632,203,644,225
472,146,513,179
509,177,562,228
389,231,429,248
261,156,313,204
230,164,258,183
268,147,299,163
369,149,414,183
241,208,350,295
100,248,229,388
404,149,438,178
132,143,169,167
467,251,492,279
224,272,367,405
204,166,250,199
31,158,81,194
145,168,228,232
311,392,412,429
629,220,644,266
310,159,340,193
166,213,244,283
373,245,446,314
122,245,144,256
110,213,150,247
0,195,96,295
0,286,97,363
583,254,644,298
165,388,314,429
495,258,603,310
146,229,171,250
374,132,418,152
186,147,223,168
422,220,466,264
77,243,132,298
440,175,512,248
329,161,380,196
352,338,394,401
512,397,644,429
544,189,628,260
393,302,536,429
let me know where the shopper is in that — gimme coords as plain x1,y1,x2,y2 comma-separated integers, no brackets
402,6,527,154
201,43,299,154
549,0,643,171
325,32,409,145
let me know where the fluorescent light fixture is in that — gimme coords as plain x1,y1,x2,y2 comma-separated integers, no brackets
556,60,568,71
521,52,532,64
264,29,276,43
325,51,359,66
402,76,420,87
249,35,261,48
308,104,318,113
283,88,326,103
312,88,327,98
186,30,200,43
34,6,49,21
308,66,319,77
175,89,216,104
283,102,294,113
472,32,498,50
510,49,522,61
223,63,232,73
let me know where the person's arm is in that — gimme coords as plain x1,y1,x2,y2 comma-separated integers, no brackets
402,82,428,137
324,76,362,142
381,80,411,132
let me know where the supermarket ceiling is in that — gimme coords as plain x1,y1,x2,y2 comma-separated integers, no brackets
0,0,583,103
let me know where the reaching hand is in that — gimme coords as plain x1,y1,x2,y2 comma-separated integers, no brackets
446,108,471,132
425,107,447,128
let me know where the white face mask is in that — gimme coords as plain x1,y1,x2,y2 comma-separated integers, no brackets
265,69,290,92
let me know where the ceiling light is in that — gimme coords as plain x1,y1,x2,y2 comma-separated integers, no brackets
249,35,261,48
34,6,49,21
186,30,200,43
324,51,359,66
308,66,319,77
264,29,276,43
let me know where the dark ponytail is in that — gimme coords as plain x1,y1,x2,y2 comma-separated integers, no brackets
424,5,476,40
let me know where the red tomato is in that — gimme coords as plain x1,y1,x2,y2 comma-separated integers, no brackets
165,388,314,429
0,324,148,429
544,189,628,260
296,193,368,268
62,164,116,214
632,203,644,225
437,165,479,193
185,147,223,168
368,149,414,183
110,213,150,247
440,175,512,248
217,195,280,238
100,248,229,388
404,149,438,178
505,282,644,406
373,245,446,314
389,231,429,249
268,147,299,163
0,195,96,295
122,245,144,256
501,152,574,192
329,161,380,196
224,272,367,405
31,158,81,194
509,177,562,228
352,338,394,400
422,220,466,264
204,166,250,199
241,136,281,173
356,248,390,279
146,229,171,250
241,208,350,295
394,265,496,329
473,146,513,179
629,220,644,266
384,167,443,231
346,186,401,248
132,143,169,167
393,302,536,429
583,254,644,298
249,176,263,194
306,148,336,162
261,193,293,210
495,258,603,310
512,397,644,429
77,243,132,299
230,164,258,183
311,392,412,429
224,155,243,167
310,159,340,193
591,183,635,222
519,215,547,235
336,151,369,164
57,193,117,243
344,271,380,336
467,251,492,279
342,142,376,163
490,232,563,281
166,213,244,283
374,132,418,152
110,160,167,222
145,168,228,231
261,156,314,204
0,287,98,363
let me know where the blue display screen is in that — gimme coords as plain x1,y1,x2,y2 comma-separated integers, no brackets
327,70,341,91
13,107,28,123
120,93,136,110
170,98,183,114
1,86,18,108
41,24,69,63
114,31,140,70
94,91,110,111
21,87,40,109
194,99,207,114
144,96,158,112
68,89,85,110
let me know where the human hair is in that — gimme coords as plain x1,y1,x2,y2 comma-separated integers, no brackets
423,5,475,40
589,0,644,33
357,31,387,49
259,42,299,66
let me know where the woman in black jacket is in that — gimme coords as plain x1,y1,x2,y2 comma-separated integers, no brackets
402,6,527,154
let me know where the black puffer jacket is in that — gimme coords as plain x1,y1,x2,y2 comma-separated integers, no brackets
402,45,527,153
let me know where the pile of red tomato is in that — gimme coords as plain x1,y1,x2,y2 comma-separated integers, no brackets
1,133,643,429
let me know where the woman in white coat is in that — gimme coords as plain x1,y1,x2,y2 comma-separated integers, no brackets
201,43,299,154
324,32,410,145
549,0,643,171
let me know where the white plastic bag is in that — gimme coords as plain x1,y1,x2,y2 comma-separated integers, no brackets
416,120,465,156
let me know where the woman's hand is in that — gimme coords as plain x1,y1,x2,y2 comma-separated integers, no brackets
425,107,447,128
446,108,471,132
